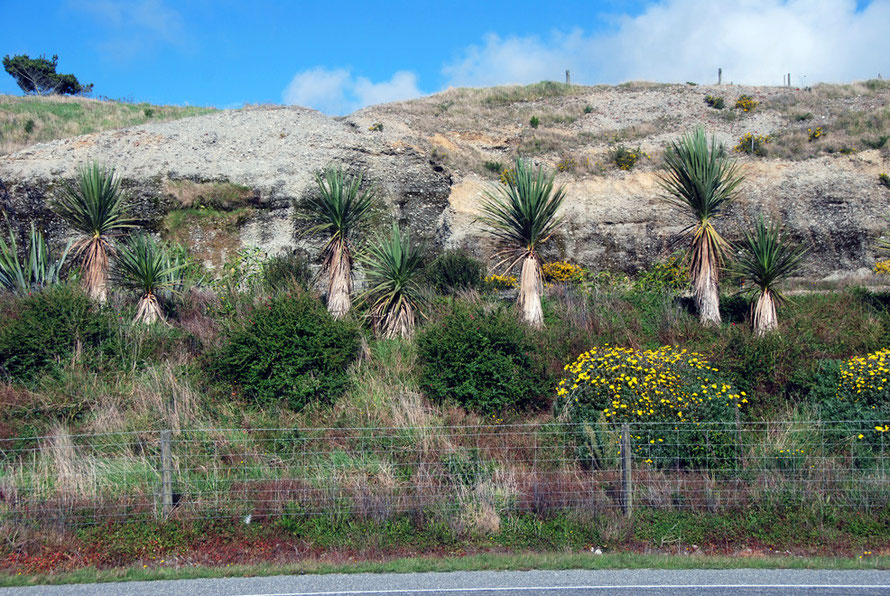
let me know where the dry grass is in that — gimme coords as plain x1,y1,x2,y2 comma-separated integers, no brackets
0,94,215,155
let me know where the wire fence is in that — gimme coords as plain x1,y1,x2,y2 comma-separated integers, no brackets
0,420,889,527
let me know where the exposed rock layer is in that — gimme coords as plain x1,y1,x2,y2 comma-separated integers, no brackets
1,82,888,278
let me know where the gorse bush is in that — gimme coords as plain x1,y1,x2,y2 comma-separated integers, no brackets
611,145,641,170
812,349,890,458
734,133,770,156
425,250,484,294
555,157,577,172
0,285,112,382
542,261,585,284
417,304,551,414
555,346,745,469
808,127,824,141
484,273,517,290
879,173,890,189
735,95,758,112
210,291,360,410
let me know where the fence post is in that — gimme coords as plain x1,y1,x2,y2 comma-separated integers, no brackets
620,424,632,517
566,70,571,85
160,429,173,519
718,68,722,85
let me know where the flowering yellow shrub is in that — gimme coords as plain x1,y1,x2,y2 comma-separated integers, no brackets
875,260,890,275
542,261,586,284
499,168,515,186
556,157,576,172
822,349,890,452
556,346,744,469
735,94,758,112
879,173,890,189
808,126,824,141
484,274,517,290
612,145,642,170
734,133,770,156
838,348,890,402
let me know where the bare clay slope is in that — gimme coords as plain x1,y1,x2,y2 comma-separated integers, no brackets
1,80,888,278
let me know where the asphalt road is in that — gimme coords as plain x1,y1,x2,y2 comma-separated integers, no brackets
3,569,890,596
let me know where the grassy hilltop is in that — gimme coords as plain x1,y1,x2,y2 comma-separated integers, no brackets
0,94,215,154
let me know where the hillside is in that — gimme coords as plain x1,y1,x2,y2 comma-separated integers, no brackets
0,94,216,155
0,80,889,278
3,82,890,572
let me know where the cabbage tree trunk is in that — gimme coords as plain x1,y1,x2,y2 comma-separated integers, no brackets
326,240,352,319
376,302,415,339
692,238,721,325
135,292,165,325
517,254,544,329
83,239,109,303
752,288,778,336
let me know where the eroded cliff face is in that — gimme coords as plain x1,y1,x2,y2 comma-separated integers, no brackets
1,82,888,279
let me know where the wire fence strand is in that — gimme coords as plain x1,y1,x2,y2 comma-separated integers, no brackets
0,421,888,527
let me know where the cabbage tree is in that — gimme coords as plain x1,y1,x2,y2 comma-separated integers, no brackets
659,128,744,325
479,158,565,328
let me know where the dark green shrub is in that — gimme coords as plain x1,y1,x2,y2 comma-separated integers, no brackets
704,95,725,109
0,285,111,381
23,119,34,134
863,135,889,149
210,291,360,410
633,253,688,293
529,116,540,129
424,250,484,294
417,304,551,413
483,161,503,173
261,253,311,293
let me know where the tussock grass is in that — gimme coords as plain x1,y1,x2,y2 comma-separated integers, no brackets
0,94,215,155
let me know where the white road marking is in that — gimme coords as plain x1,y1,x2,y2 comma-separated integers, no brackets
238,584,890,596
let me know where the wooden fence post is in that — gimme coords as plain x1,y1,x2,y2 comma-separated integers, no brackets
620,424,632,517
160,429,173,519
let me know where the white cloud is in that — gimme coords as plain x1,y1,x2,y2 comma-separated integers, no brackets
443,0,890,87
68,0,189,59
282,68,423,114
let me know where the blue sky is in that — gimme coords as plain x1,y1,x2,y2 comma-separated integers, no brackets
1,0,887,114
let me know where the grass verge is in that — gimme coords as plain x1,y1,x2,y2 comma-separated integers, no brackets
3,552,890,587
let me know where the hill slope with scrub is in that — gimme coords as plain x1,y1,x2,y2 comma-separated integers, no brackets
2,81,890,571
1,79,888,278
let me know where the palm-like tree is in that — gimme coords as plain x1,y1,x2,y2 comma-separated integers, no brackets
113,233,186,324
659,128,744,325
295,166,377,319
0,217,70,293
479,158,565,328
52,163,135,302
360,223,426,338
734,216,807,336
